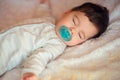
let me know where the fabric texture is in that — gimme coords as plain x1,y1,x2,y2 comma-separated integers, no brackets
0,0,52,33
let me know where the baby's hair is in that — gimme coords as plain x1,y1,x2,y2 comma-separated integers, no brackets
71,2,109,38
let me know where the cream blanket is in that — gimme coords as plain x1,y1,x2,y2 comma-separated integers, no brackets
0,0,120,80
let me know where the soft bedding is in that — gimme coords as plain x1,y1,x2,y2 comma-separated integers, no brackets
0,0,120,80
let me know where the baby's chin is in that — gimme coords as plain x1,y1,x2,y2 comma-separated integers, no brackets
65,42,77,46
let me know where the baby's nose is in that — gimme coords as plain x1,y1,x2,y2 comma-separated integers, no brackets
70,27,77,35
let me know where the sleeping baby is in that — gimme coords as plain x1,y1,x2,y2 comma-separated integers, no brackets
0,2,109,80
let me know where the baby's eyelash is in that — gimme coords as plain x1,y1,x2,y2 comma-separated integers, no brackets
79,33,82,39
72,18,75,25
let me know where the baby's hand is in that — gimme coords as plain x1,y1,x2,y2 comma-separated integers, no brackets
21,72,39,80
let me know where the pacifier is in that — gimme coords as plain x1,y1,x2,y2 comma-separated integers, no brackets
59,25,72,41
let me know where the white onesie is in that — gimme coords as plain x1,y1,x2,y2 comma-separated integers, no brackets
0,22,66,76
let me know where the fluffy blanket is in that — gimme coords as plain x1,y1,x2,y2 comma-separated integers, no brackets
0,0,120,80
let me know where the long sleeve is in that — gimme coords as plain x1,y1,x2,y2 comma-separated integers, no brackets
21,32,66,77
0,24,38,75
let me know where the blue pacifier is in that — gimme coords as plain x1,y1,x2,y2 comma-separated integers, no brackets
59,25,72,41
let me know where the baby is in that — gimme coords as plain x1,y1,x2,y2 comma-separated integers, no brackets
0,2,109,80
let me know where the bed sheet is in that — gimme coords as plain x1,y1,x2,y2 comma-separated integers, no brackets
1,0,120,80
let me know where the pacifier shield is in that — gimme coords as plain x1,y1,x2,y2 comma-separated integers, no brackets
59,25,72,41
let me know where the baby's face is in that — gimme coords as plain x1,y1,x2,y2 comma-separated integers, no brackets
55,11,99,46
